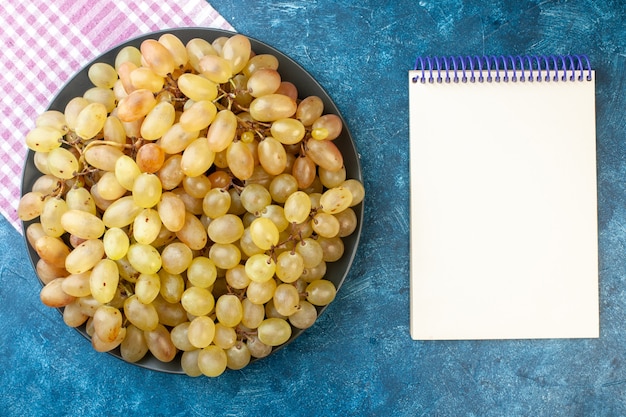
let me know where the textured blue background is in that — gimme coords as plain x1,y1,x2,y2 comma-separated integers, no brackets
3,1,626,416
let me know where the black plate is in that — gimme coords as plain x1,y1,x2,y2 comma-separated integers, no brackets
20,27,363,374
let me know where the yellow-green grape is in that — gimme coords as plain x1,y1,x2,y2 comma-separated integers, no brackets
36,110,68,132
96,171,126,200
179,100,217,132
202,188,231,219
83,87,116,113
208,243,241,270
34,235,70,269
33,151,51,175
158,33,188,68
242,53,279,77
247,68,281,98
317,236,345,262
284,191,312,224
170,322,195,351
249,217,279,250
181,286,215,317
17,191,45,221
312,114,343,141
135,273,161,304
246,279,276,306
89,258,119,304
144,323,178,363
102,195,143,228
152,295,187,327
158,155,185,190
157,192,186,232
221,34,251,74
295,237,324,269
46,147,78,180
225,343,251,370
312,212,341,238
249,94,297,122
132,172,162,208
181,349,202,377
273,283,300,316
245,253,276,283
88,62,118,89
74,102,107,140
270,118,306,145
226,140,254,181
63,299,89,328
213,323,237,350
182,175,211,199
225,264,250,290
40,197,68,238
180,137,216,177
341,179,365,206
117,89,157,122
39,277,75,308
296,96,324,126
129,67,164,93
305,138,344,172
120,324,149,363
198,54,233,84
276,250,305,283
92,305,122,343
59,272,91,297
161,242,193,275
25,126,64,152
115,154,141,191
187,256,217,288
176,211,208,250
319,165,346,189
240,183,272,214
241,298,264,329
257,317,292,346
334,207,358,238
31,174,61,196
158,270,185,303
177,73,218,102
215,294,243,328
320,186,353,214
257,136,287,176
159,123,199,155
60,209,104,240
206,109,237,152
268,174,297,204
103,115,126,145
132,208,162,245
140,101,175,140
311,127,328,140
186,37,218,73
84,144,124,172
103,227,130,260
126,243,161,275
64,96,90,131
207,214,244,244
289,300,318,329
140,39,176,77
123,294,159,331
115,45,142,71
65,186,96,214
188,316,216,348
198,345,227,377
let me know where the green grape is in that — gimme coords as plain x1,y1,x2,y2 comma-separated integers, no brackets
245,253,276,283
84,144,125,172
152,295,187,327
320,186,353,215
176,211,208,250
158,33,188,68
249,94,297,122
92,305,123,343
242,53,279,78
132,208,161,245
226,140,254,181
132,172,162,208
65,239,105,274
144,323,178,363
259,204,289,232
295,237,324,269
213,323,237,350
170,322,196,351
179,100,217,132
272,283,300,316
17,191,45,221
127,243,162,275
257,317,292,346
180,137,216,177
135,273,161,304
317,236,345,262
181,349,202,377
306,279,337,306
289,300,318,329
91,326,126,353
239,227,265,258
60,271,91,297
36,110,68,132
102,228,129,261
341,179,366,206
181,286,215,317
221,34,251,74
102,116,126,145
84,87,116,113
65,186,96,214
186,37,218,73
88,62,118,89
60,209,105,240
283,191,311,224
123,294,159,331
275,250,305,283
140,39,176,77
215,294,243,328
249,217,279,250
157,192,186,232
312,212,341,238
90,259,120,304
246,334,272,359
140,101,175,140
199,54,233,84
187,256,217,288
258,136,287,176
97,171,127,200
198,345,227,377
207,214,245,244
161,242,193,275
64,96,90,131
247,278,277,305
270,118,306,145
302,260,327,282
63,299,88,328
188,315,216,348
319,165,346,189
177,73,218,102
158,270,185,303
202,188,231,219
225,264,250,290
208,243,241,270
102,195,143,228
115,45,142,71
241,298,264,329
240,183,272,214
206,109,237,152
247,68,281,97
120,324,149,363
25,126,64,152
305,138,343,172
114,155,141,191
160,123,199,155
46,147,79,180
269,174,298,204
74,102,107,139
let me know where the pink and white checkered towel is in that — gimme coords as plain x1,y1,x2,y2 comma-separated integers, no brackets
0,0,233,232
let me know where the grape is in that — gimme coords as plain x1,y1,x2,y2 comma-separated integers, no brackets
127,243,162,275
177,73,218,102
198,345,227,377
84,87,116,113
209,243,241,270
117,89,157,122
40,277,75,308
17,191,45,221
75,102,108,139
60,209,105,240
161,242,193,274
159,33,188,68
249,217,279,250
258,136,287,175
144,323,178,362
158,270,185,303
187,256,217,288
226,140,254,181
120,324,149,363
179,100,217,132
202,188,231,219
47,147,79,180
221,34,251,74
65,239,105,274
320,186,353,214
245,253,276,283
188,315,216,348
257,318,292,346
305,138,344,172
63,300,89,328
96,172,126,200
157,192,186,232
272,283,300,316
123,294,159,331
312,212,341,238
247,68,281,97
130,67,164,93
140,39,176,77
186,38,218,73
199,54,233,84
34,235,71,269
246,279,276,305
60,272,92,297
306,279,337,306
206,109,237,152
275,250,305,283
284,191,312,224
84,144,124,172
292,155,317,189
90,259,120,304
215,294,243,328
249,94,297,122
181,286,215,317
207,214,245,244
132,172,162,208
93,305,123,343
140,102,175,140
160,123,199,155
25,126,64,152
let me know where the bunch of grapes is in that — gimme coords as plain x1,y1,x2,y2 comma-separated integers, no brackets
18,32,364,377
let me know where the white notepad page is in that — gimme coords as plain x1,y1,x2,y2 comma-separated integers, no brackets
409,67,599,340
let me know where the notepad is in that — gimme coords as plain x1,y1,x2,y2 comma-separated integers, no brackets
408,55,599,340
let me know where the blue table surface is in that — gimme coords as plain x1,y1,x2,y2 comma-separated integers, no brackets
3,1,626,416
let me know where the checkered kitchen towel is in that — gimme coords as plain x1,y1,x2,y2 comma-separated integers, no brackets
0,0,233,232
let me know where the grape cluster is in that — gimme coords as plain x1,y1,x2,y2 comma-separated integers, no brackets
19,32,364,377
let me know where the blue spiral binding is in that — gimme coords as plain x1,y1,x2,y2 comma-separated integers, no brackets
411,54,593,84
